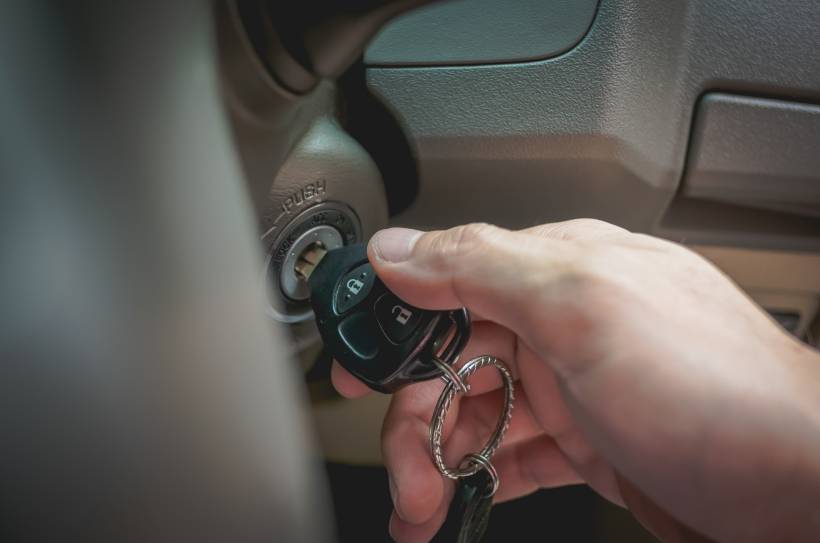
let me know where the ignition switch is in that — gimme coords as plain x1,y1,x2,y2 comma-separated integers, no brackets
279,225,342,301
264,201,360,323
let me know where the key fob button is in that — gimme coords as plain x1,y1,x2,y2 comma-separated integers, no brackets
374,293,423,343
334,263,375,315
308,243,472,392
338,311,380,360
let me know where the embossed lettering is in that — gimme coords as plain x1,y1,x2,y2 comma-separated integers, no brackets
280,180,327,214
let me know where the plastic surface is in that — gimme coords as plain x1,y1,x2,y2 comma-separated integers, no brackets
335,262,377,314
375,292,424,342
254,116,387,327
683,93,820,216
245,0,437,93
308,244,470,392
366,0,820,251
366,0,599,66
264,200,362,323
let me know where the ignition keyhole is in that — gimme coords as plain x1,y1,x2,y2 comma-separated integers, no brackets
278,225,343,302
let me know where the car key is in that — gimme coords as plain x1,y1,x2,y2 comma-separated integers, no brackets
433,469,494,543
299,241,510,542
297,242,471,393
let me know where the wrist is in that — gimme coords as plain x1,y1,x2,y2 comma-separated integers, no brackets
789,339,820,430
777,339,820,540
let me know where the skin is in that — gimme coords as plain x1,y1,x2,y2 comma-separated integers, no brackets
331,220,820,543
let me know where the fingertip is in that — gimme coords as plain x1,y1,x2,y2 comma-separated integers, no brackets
388,510,421,543
383,419,445,524
369,228,423,264
330,360,372,398
388,510,400,542
389,460,443,525
389,508,444,543
398,466,443,524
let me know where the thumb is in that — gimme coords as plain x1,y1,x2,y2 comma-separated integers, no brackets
367,224,571,338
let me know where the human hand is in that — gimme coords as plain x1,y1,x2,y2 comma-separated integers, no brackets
332,220,820,543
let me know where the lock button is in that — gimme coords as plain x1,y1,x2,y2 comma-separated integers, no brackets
374,293,424,343
307,243,472,392
334,263,376,315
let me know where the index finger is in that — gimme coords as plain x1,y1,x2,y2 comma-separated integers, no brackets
331,359,373,399
380,321,520,525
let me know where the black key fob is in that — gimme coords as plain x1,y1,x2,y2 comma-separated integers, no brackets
433,470,494,543
308,244,470,393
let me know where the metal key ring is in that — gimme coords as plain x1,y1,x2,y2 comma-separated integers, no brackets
431,356,470,394
429,355,515,480
460,453,500,497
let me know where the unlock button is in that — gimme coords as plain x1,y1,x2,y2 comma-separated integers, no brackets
374,293,423,343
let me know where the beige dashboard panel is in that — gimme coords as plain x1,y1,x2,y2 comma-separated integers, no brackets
693,245,820,341
313,392,390,465
692,245,820,292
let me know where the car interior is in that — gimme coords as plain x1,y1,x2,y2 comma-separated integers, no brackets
4,0,819,541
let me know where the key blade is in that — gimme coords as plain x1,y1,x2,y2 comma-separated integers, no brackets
434,470,494,543
294,243,328,281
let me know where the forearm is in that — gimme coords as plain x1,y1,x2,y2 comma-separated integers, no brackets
614,338,820,543
786,342,820,541
742,339,820,542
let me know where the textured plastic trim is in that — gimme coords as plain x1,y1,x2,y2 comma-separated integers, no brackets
366,0,820,251
683,93,820,214
365,0,600,66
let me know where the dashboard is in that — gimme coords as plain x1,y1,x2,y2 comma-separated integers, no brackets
216,0,820,464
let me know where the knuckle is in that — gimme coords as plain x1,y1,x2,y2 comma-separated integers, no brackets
555,268,605,313
569,254,625,305
434,222,501,261
538,218,627,242
544,252,617,321
568,218,609,228
567,218,626,234
450,222,499,250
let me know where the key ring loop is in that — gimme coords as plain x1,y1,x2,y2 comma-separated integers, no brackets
460,453,500,497
429,355,515,480
431,357,470,394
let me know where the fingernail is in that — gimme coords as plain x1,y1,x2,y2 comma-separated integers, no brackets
388,513,398,541
371,228,422,263
388,473,403,518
